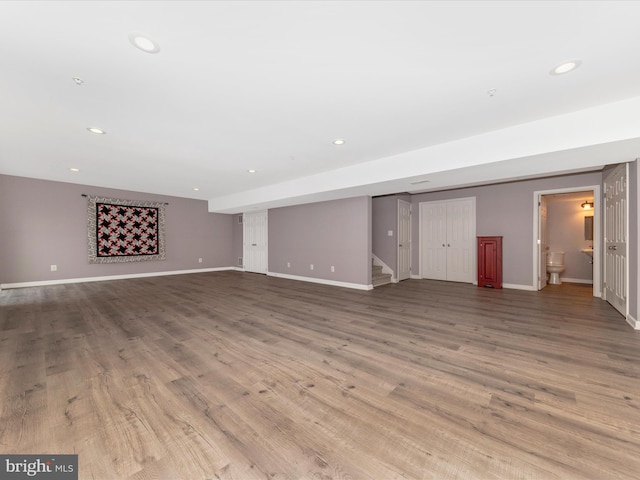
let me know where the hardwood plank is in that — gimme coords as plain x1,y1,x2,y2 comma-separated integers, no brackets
1,273,639,479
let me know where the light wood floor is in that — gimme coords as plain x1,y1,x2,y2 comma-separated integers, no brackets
1,272,639,480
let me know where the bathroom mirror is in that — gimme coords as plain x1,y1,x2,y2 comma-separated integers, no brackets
585,215,594,241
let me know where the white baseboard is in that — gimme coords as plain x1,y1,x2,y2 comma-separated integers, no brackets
0,267,239,290
267,271,373,291
402,276,536,292
561,277,594,285
626,314,640,330
502,283,538,291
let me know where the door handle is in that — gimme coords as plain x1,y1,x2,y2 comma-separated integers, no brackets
252,243,257,246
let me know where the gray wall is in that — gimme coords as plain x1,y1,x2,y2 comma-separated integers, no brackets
372,194,411,277
410,171,603,287
372,195,397,274
547,198,594,282
268,196,372,286
232,214,243,268
0,174,234,284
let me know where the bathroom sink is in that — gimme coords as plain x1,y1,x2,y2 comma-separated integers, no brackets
581,248,593,258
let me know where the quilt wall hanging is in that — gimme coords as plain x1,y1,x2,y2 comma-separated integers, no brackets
87,195,166,264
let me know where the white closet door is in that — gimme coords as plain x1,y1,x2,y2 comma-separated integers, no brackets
446,199,474,283
604,163,627,316
420,198,475,283
243,210,268,274
420,202,447,280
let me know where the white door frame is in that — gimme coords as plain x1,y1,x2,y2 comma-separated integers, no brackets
532,185,601,296
397,199,412,281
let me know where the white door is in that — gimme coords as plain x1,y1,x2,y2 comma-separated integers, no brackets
446,200,474,283
604,163,628,316
243,210,268,274
538,194,548,290
420,198,475,283
420,202,447,280
397,200,412,281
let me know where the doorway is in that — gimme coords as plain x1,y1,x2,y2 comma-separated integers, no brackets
533,186,601,296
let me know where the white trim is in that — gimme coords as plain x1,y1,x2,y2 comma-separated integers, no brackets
625,163,630,318
267,271,373,290
0,267,239,290
626,314,639,330
560,278,594,285
410,274,421,279
502,283,538,291
532,185,601,297
372,253,395,282
397,198,412,282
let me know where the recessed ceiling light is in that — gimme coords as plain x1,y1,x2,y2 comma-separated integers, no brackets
72,77,84,86
128,33,160,54
69,167,80,172
248,169,256,173
87,127,106,134
333,139,345,145
550,60,581,75
192,187,199,191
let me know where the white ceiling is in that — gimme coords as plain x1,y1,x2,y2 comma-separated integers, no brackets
1,1,640,213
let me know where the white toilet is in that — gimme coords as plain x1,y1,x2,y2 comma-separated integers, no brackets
546,252,565,285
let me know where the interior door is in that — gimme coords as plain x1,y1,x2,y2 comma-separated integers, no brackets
420,202,447,280
243,210,268,274
420,198,475,282
538,194,548,290
446,199,474,283
397,200,412,281
604,163,627,316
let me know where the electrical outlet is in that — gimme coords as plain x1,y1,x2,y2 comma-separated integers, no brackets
198,258,203,263
310,264,314,270
331,266,335,272
388,230,393,236
287,262,291,268
50,265,57,272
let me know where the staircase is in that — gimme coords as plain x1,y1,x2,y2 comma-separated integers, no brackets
372,262,392,287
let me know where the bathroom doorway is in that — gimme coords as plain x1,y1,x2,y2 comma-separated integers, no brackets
533,186,601,297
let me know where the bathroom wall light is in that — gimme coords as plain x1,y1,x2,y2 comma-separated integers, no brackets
581,201,594,210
